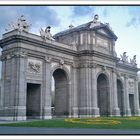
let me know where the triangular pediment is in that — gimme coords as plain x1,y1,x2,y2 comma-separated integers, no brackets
95,25,117,40
97,28,112,38
98,29,109,36
54,21,117,41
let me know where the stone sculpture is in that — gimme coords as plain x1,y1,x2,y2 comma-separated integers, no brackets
40,26,55,41
130,55,137,66
69,24,74,29
28,61,41,73
5,15,30,32
120,52,128,63
90,14,101,28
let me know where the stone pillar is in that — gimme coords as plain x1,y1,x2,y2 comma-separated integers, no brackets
78,61,98,117
0,51,28,121
78,62,92,117
42,58,52,119
0,57,6,109
68,81,72,118
112,69,120,116
91,64,99,117
0,55,19,120
79,66,85,117
134,77,140,116
86,64,91,117
13,52,27,121
124,75,131,116
71,67,78,118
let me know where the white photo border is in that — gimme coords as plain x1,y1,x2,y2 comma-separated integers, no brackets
0,1,140,139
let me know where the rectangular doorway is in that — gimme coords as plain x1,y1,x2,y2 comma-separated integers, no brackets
26,83,41,119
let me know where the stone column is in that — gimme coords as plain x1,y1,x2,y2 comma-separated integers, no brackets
86,64,91,117
42,57,52,119
71,67,78,118
91,63,99,117
68,81,72,118
0,58,6,120
79,63,90,117
13,51,27,121
134,77,140,116
124,74,131,116
112,69,120,116
79,66,87,117
0,56,6,109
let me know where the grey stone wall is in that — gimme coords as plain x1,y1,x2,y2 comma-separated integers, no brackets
0,24,139,121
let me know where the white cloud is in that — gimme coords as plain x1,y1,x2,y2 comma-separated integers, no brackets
0,6,140,71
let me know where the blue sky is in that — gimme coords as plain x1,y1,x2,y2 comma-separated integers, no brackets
0,6,140,69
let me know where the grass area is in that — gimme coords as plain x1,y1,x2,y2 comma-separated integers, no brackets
1,117,140,129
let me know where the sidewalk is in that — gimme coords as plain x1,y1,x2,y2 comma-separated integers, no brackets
0,126,140,134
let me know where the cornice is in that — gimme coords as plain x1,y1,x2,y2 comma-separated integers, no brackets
0,35,78,57
117,62,140,72
78,50,119,62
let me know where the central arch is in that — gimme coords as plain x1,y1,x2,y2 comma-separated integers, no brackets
97,73,110,116
117,79,124,116
52,68,69,117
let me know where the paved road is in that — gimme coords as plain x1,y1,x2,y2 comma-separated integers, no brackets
0,126,140,134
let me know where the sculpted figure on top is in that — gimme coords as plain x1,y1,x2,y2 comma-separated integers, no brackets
120,52,128,63
5,15,30,32
90,14,101,28
40,26,55,41
130,55,137,66
120,52,137,67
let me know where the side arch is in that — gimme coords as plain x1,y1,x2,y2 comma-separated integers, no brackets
96,71,110,83
51,64,71,117
51,64,71,82
97,72,110,116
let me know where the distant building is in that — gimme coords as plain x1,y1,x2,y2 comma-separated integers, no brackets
0,15,140,121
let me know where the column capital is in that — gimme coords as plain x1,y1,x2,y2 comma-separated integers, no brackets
72,63,79,68
134,76,139,81
0,54,7,61
12,51,27,58
77,62,97,68
91,63,97,68
117,72,121,78
124,74,129,79
101,65,107,71
112,68,117,74
45,56,52,63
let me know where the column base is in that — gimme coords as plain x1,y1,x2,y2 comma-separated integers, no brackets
112,107,120,116
0,116,15,121
134,109,140,116
43,107,52,119
91,107,100,117
125,108,131,116
78,107,100,118
14,116,26,121
72,107,79,118
0,106,26,121
43,116,52,119
0,116,26,121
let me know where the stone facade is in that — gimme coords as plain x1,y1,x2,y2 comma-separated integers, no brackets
0,15,140,120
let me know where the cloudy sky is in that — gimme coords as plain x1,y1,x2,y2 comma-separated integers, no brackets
0,6,140,70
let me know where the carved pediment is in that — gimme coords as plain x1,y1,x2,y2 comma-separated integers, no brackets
98,29,109,36
96,26,117,41
97,28,113,39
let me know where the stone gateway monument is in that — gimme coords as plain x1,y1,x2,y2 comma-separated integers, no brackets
0,15,140,121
